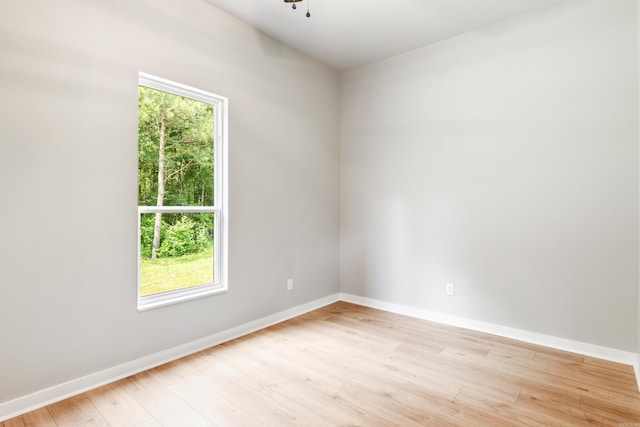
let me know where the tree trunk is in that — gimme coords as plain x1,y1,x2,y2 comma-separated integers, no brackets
151,112,166,260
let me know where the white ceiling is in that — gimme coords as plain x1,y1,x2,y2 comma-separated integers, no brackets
203,0,565,71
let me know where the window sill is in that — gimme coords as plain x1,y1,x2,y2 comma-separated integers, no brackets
137,284,227,312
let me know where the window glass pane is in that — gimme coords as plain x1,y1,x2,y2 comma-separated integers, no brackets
139,212,215,296
138,86,214,207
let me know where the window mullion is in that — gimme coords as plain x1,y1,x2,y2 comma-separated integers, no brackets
138,206,216,214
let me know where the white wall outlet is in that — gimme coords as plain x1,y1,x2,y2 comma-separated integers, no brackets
287,279,293,291
446,282,455,296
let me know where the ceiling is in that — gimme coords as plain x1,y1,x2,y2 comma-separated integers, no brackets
203,0,565,71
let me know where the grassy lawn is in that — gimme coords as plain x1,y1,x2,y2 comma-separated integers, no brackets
140,245,214,296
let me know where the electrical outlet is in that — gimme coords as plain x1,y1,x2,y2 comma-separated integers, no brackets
287,279,293,291
446,282,455,296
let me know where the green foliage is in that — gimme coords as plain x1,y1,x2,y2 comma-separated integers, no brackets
140,213,213,259
138,86,215,208
139,215,160,258
157,215,213,258
138,85,216,260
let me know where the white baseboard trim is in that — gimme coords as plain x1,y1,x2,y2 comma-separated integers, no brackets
0,293,341,422
2,291,638,422
635,354,640,394
340,292,640,387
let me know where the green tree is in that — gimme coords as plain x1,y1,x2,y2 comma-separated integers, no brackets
138,87,214,259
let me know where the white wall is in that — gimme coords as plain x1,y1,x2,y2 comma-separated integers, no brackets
340,0,639,352
0,0,339,403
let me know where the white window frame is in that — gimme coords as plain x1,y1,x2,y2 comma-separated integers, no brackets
137,72,228,311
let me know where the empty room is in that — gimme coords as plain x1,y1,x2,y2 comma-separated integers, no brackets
1,0,640,425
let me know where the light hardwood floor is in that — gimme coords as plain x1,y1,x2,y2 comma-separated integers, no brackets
4,302,640,426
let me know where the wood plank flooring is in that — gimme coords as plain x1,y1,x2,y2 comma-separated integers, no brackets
4,301,640,426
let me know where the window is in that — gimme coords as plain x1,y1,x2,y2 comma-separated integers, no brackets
137,72,228,311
